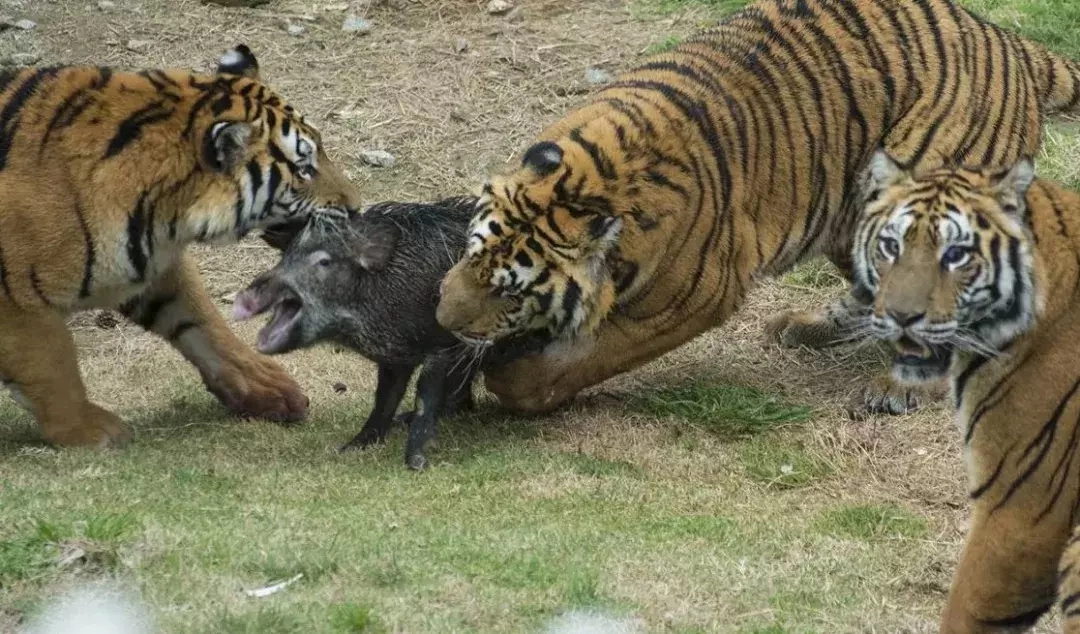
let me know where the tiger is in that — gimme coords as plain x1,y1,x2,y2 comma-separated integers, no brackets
432,0,1080,415
850,149,1080,633
0,44,362,448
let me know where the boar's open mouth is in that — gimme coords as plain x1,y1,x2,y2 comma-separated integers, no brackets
233,287,304,355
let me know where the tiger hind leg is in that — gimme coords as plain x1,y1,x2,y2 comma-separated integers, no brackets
119,253,308,423
0,306,130,447
1059,526,1080,632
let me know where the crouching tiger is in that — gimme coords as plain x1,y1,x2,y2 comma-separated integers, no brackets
433,0,1080,416
0,45,361,447
851,150,1080,632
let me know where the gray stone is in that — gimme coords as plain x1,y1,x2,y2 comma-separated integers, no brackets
359,149,397,168
13,18,33,30
96,0,115,10
486,0,512,15
126,39,149,53
585,67,613,85
454,37,468,53
342,15,372,34
286,23,306,36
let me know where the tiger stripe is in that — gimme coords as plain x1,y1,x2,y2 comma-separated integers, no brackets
436,0,1080,414
850,156,1080,632
0,44,359,448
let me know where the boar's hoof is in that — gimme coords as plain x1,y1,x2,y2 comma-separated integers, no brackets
406,451,429,471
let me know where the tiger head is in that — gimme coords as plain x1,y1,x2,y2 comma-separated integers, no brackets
435,141,624,346
196,45,361,240
853,149,1042,385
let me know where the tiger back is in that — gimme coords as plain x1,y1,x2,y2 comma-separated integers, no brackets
851,150,1080,633
432,0,1080,415
0,45,361,448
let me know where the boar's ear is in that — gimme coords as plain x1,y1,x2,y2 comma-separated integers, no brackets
262,218,307,251
352,222,400,271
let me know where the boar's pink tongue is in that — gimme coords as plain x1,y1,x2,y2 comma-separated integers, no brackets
255,300,302,354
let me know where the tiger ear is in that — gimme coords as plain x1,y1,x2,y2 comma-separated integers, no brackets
991,159,1036,216
203,121,252,173
866,148,906,190
217,44,260,79
521,141,564,177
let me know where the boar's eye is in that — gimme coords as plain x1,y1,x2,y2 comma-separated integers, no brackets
309,251,332,268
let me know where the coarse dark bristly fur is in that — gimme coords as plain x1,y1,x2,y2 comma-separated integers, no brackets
233,197,483,470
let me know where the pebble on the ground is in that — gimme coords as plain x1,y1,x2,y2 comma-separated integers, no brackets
487,0,512,15
126,39,149,53
585,67,614,85
286,23,306,36
359,149,397,168
342,15,372,34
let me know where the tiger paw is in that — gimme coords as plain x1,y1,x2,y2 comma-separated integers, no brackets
205,353,309,424
764,309,842,349
42,404,132,449
484,359,576,414
859,374,921,416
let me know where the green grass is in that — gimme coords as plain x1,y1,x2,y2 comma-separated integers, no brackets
643,35,684,55
630,383,813,437
780,257,847,291
816,505,929,541
739,437,833,489
962,0,1080,59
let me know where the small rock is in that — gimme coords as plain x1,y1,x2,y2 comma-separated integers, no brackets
585,67,613,85
341,15,372,34
359,149,396,168
286,23,306,36
333,382,348,394
454,37,469,53
126,39,149,53
8,52,38,65
13,18,33,30
505,6,524,22
96,0,115,9
486,0,511,15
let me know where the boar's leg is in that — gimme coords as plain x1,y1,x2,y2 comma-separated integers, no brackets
404,355,456,471
340,363,414,452
393,350,480,427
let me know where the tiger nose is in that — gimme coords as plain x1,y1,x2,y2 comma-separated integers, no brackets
887,310,925,327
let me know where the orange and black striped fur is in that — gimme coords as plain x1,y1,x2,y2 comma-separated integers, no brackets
433,0,1080,414
0,45,361,447
852,151,1080,633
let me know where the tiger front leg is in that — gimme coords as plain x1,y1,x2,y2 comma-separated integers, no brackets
0,307,130,447
939,512,1062,634
764,293,869,349
484,305,722,413
120,253,308,423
